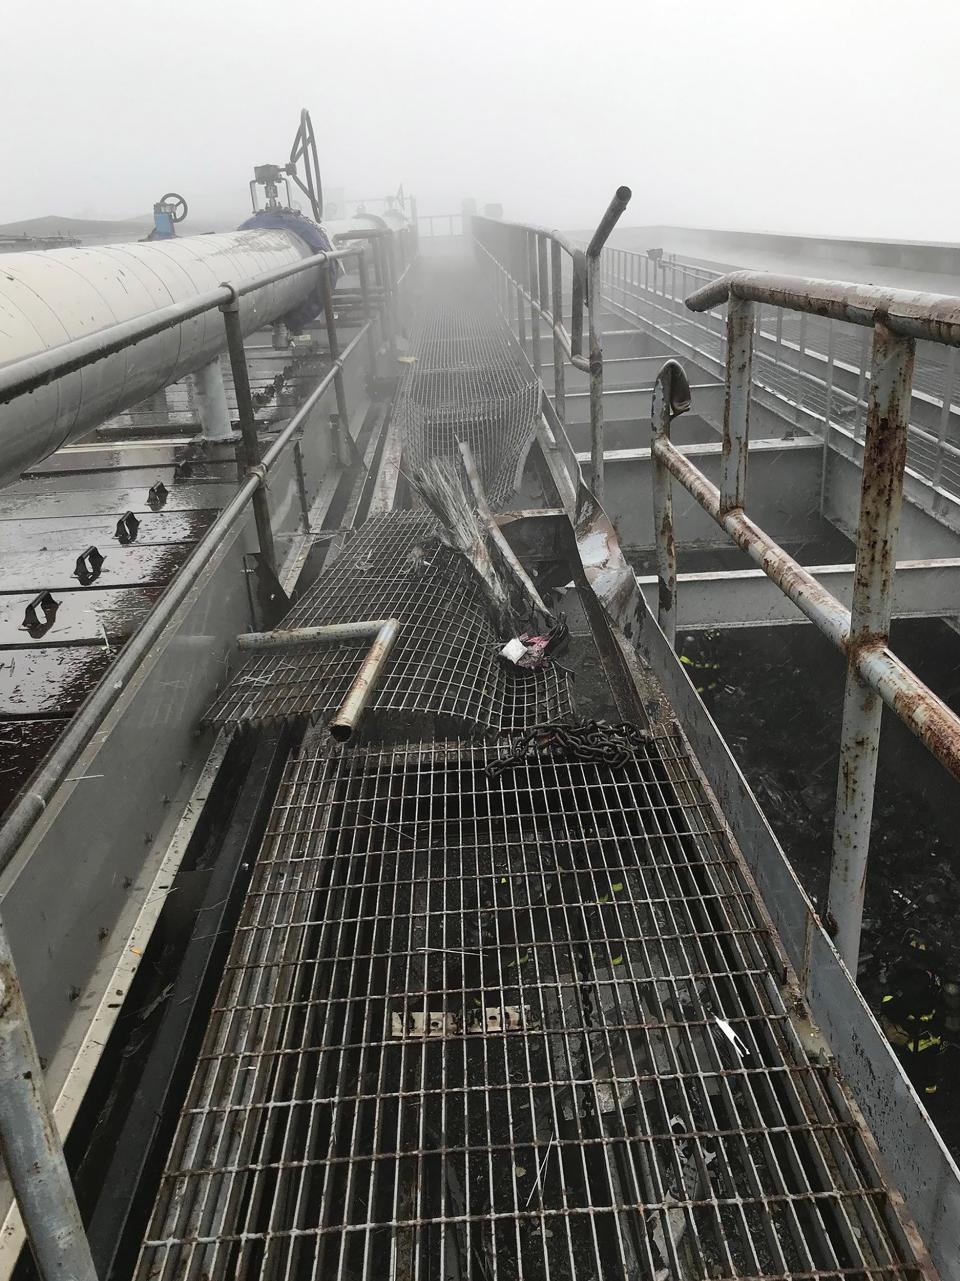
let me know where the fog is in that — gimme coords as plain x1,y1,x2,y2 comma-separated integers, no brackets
2,0,957,239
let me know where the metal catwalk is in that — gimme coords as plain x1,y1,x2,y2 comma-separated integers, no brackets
137,736,925,1280
136,267,932,1281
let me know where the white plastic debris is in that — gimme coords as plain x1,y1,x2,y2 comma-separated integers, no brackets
713,1016,750,1058
500,638,527,664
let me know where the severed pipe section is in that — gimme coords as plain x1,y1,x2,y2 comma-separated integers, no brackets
0,229,321,487
236,620,400,741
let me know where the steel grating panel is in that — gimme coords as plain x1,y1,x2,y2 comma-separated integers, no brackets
398,289,541,508
137,733,926,1281
204,513,571,733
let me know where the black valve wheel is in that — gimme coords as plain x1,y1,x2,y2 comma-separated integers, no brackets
288,108,323,222
159,192,188,223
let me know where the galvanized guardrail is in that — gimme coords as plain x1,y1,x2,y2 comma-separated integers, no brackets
472,187,632,498
649,271,960,979
0,233,403,1280
600,245,960,509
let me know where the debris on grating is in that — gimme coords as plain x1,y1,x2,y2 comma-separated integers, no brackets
487,719,654,777
391,1005,528,1038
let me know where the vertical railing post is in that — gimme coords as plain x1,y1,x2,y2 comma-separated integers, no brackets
570,250,585,361
320,265,350,430
221,294,277,575
0,929,98,1280
526,231,542,381
933,345,957,490
584,186,632,500
537,234,549,336
651,360,691,648
515,230,527,354
819,319,837,516
373,238,398,362
827,321,915,970
587,248,605,496
855,327,870,441
357,247,378,380
795,313,807,429
720,295,756,515
550,239,566,426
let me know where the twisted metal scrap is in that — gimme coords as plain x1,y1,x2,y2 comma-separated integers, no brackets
487,719,653,778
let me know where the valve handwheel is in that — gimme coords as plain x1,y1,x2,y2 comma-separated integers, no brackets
287,108,323,222
159,192,188,223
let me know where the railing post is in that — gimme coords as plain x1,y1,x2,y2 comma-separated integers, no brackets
550,239,566,426
584,186,632,500
220,294,277,575
357,247,378,380
321,265,350,430
515,237,527,353
651,361,692,648
0,928,98,1280
933,345,957,490
570,250,585,360
819,319,837,516
372,238,398,361
526,231,542,380
827,320,915,970
587,249,605,496
720,295,756,515
795,312,807,429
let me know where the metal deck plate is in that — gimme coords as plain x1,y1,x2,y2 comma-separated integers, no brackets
137,734,926,1281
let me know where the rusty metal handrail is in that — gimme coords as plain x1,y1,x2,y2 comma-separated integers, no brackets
472,187,631,499
602,248,960,503
652,270,960,974
687,270,960,346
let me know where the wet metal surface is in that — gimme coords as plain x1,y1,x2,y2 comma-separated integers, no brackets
137,734,931,1281
0,433,219,817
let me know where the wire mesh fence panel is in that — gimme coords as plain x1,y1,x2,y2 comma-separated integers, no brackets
204,511,570,735
398,270,542,508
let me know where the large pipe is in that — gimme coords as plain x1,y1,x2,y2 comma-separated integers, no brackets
0,229,321,487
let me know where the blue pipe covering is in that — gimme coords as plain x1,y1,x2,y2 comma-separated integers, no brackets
237,209,341,332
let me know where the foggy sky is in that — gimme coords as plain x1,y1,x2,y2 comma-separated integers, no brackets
3,0,955,240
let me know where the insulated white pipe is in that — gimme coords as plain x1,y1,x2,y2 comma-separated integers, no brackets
0,229,318,486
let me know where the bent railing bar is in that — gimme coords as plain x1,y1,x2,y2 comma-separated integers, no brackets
652,268,960,970
585,186,632,501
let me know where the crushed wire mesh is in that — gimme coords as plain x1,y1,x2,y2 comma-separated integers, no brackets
138,733,925,1281
204,512,570,734
398,290,542,508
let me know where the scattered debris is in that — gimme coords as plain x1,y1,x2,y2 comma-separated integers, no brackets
391,1005,527,1038
488,719,654,777
408,456,513,629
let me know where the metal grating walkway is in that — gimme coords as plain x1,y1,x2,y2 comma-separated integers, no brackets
204,512,571,734
137,734,927,1281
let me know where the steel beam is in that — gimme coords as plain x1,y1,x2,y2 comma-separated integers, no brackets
635,558,960,629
